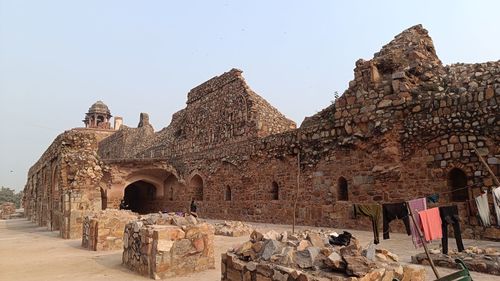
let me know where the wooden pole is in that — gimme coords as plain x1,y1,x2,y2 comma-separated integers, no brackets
407,204,441,279
473,148,500,186
292,151,300,234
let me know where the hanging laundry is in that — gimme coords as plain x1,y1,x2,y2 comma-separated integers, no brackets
439,205,465,254
475,191,491,227
382,203,411,240
426,194,440,203
492,187,500,226
354,204,382,244
418,207,442,242
407,198,427,248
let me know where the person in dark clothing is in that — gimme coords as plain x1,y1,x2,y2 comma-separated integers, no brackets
439,205,465,254
190,200,197,212
119,199,129,210
382,203,412,240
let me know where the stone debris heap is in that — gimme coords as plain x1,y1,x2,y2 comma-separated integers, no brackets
412,246,500,276
214,221,255,237
0,202,17,219
222,229,426,281
122,212,215,280
82,209,138,251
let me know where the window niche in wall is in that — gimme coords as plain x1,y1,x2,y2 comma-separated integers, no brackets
337,177,348,201
271,181,279,200
448,168,468,202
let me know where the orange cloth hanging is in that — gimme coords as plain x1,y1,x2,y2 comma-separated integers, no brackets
418,207,442,242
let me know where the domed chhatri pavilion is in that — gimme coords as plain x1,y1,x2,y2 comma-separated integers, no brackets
83,101,113,129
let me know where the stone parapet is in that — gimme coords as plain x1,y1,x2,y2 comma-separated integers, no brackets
122,213,215,279
82,209,138,251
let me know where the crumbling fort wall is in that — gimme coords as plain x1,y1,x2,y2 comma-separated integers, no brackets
24,25,499,240
23,129,114,238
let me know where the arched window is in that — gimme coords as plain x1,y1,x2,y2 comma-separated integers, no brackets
271,181,279,200
164,175,178,201
190,175,204,201
337,177,348,201
100,187,107,210
225,186,232,201
448,168,468,202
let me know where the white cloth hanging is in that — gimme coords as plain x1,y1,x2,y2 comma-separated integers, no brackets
492,187,500,226
475,191,491,227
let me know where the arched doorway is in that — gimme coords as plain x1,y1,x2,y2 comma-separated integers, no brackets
271,181,279,200
164,175,177,201
448,168,468,201
337,177,348,201
225,186,232,201
100,187,107,210
123,180,157,214
190,175,204,201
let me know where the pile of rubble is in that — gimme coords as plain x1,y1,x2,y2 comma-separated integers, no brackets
214,221,254,237
222,229,425,281
82,209,138,251
0,202,16,219
412,246,500,275
122,212,215,279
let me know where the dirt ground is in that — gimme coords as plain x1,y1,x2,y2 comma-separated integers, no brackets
1,218,499,281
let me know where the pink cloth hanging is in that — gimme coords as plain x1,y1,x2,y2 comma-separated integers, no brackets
418,207,442,242
408,198,427,248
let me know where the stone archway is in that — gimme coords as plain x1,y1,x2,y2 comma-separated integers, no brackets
190,175,204,201
123,180,157,214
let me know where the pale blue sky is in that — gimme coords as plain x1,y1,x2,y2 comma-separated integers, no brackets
1,1,499,191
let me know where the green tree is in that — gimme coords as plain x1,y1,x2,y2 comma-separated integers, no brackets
0,186,22,208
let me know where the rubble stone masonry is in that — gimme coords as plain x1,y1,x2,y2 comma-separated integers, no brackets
121,213,215,279
23,25,499,241
82,209,138,251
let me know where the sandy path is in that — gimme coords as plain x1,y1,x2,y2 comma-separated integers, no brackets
0,218,498,281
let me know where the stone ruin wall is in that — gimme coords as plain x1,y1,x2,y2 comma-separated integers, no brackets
0,202,17,219
100,25,498,239
23,25,499,241
103,68,297,161
98,113,156,160
122,214,215,279
82,209,138,251
23,128,114,238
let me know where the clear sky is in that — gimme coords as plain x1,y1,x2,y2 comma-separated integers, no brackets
1,1,499,191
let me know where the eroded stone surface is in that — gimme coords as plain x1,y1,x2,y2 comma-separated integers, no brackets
122,213,215,279
222,229,426,281
81,209,138,251
412,247,500,276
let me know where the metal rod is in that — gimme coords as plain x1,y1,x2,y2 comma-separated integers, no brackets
407,204,441,279
292,151,300,234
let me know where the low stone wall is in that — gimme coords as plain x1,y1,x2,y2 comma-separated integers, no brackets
221,229,426,281
0,202,16,219
82,209,138,251
222,252,426,281
122,213,215,279
412,247,500,276
214,221,254,237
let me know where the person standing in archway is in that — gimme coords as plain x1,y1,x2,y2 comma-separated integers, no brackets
190,199,198,217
